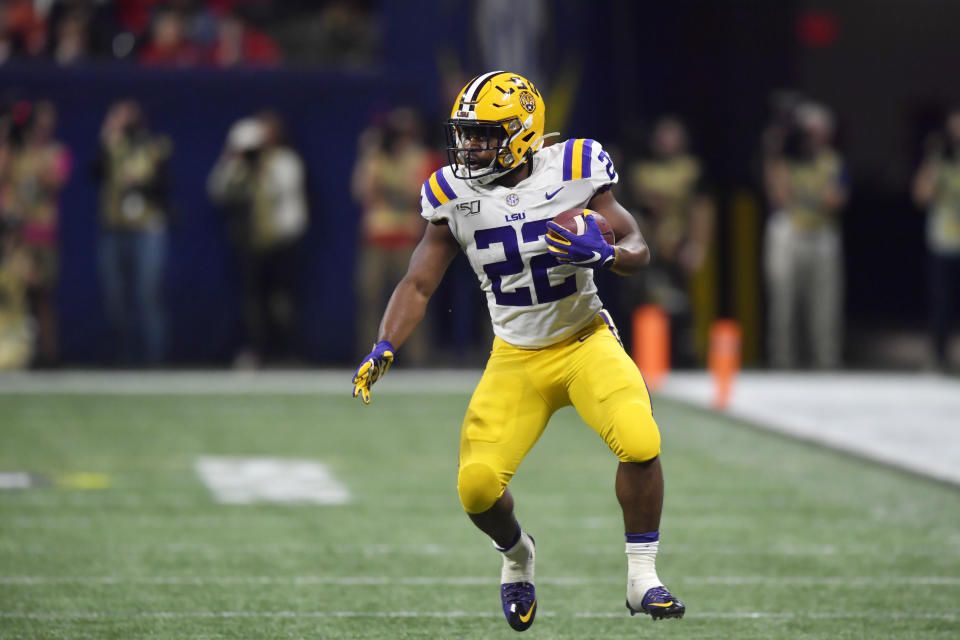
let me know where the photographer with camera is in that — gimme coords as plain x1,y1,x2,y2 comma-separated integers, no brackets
208,111,307,368
763,101,848,369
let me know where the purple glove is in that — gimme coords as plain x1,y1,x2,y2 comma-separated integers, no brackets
545,214,616,269
352,340,395,404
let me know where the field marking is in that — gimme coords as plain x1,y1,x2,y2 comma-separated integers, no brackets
2,541,954,558
194,456,351,505
0,370,481,395
2,575,958,587
17,513,873,528
0,472,31,489
0,610,956,621
659,371,960,487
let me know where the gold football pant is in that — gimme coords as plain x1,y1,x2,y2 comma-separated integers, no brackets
457,311,661,514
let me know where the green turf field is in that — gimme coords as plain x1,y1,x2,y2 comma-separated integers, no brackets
1,389,958,639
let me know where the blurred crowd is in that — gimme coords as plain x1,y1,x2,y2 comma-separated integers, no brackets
0,94,310,369
1,82,959,372
0,0,380,68
0,99,69,369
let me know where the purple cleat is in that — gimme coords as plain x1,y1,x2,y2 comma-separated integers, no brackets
501,581,537,631
626,585,686,620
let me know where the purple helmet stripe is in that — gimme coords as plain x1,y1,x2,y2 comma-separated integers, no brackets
562,139,575,181
422,179,441,209
581,139,594,178
434,170,457,201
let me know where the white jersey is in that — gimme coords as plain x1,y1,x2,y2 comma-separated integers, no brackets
420,138,619,348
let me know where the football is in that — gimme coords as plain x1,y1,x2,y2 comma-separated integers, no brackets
550,208,615,244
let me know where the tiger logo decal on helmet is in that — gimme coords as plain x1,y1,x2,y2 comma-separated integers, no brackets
445,71,547,184
518,91,537,113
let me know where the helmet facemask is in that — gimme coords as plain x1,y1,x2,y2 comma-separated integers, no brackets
445,117,526,185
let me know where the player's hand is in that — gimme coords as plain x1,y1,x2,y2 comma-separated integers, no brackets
352,340,395,404
545,214,616,269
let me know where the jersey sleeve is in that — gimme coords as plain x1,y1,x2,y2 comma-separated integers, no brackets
558,138,619,193
419,168,460,224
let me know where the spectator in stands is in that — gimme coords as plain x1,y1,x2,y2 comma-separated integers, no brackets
208,111,307,367
51,10,89,65
763,101,848,369
0,217,33,370
94,100,172,365
0,116,31,370
314,0,379,67
625,116,715,366
138,7,202,67
44,0,120,61
5,101,71,366
0,0,46,63
210,9,280,67
351,107,435,364
912,108,960,372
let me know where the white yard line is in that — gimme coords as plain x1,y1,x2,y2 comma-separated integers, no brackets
0,610,955,621
1,575,957,586
1,542,953,557
194,456,351,505
0,370,481,395
659,371,960,487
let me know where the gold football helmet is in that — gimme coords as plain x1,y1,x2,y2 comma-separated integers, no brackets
445,71,547,184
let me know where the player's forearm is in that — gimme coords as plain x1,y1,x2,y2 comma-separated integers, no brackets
610,233,650,275
376,278,431,350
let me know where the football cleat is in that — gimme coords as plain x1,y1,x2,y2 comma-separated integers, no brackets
501,581,537,632
626,585,685,620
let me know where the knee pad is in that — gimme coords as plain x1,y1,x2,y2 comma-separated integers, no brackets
611,404,661,463
457,462,502,514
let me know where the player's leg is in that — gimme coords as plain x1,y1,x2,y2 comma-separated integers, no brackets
458,337,561,632
565,313,684,620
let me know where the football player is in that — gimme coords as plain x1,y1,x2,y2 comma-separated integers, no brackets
352,71,684,631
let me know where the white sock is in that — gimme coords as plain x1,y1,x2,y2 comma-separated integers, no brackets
626,540,662,605
497,531,535,584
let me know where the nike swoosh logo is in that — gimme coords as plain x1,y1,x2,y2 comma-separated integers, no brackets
519,600,536,622
648,601,674,608
577,331,595,342
544,187,564,200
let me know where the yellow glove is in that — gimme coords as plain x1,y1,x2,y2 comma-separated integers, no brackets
351,340,395,404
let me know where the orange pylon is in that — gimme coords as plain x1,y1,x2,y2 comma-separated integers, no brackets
708,319,742,409
632,305,670,391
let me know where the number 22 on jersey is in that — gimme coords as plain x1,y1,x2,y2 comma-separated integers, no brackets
475,219,577,307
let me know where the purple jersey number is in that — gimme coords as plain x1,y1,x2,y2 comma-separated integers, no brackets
475,222,577,307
